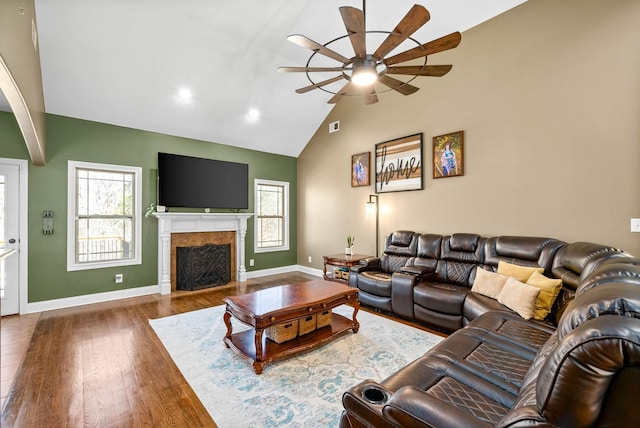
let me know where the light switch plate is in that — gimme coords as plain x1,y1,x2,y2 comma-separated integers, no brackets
631,218,640,232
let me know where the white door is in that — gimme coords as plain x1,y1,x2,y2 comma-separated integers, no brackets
0,163,20,316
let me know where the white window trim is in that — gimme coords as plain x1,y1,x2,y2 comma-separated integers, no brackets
254,178,289,253
67,160,142,271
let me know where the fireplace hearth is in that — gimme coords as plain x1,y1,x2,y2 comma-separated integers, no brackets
176,243,231,290
153,213,253,294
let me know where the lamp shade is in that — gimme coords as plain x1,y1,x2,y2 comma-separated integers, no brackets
365,201,376,219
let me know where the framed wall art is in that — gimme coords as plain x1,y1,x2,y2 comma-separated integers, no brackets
433,130,464,179
351,152,371,187
375,133,423,193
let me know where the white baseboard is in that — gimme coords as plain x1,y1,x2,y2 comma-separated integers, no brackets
245,265,297,278
25,266,326,315
25,285,160,314
245,264,323,279
296,265,324,277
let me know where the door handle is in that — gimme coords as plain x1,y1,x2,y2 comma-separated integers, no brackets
8,239,16,244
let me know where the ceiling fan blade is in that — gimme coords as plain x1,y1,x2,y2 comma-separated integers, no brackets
379,75,419,96
339,6,366,58
386,64,453,77
327,82,352,104
278,66,344,73
295,75,345,94
384,31,461,66
287,34,351,64
350,84,379,105
373,4,430,60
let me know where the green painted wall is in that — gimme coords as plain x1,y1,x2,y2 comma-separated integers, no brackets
0,112,298,303
0,113,30,158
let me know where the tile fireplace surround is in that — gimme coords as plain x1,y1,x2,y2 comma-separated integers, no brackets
153,212,253,294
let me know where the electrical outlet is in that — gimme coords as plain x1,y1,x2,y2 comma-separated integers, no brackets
249,259,255,266
631,218,640,232
308,256,312,263
115,274,123,283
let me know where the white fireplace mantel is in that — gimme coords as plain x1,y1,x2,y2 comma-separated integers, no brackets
153,212,253,294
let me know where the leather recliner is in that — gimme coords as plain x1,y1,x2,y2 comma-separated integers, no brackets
411,233,486,331
461,236,567,325
548,241,632,323
349,231,418,313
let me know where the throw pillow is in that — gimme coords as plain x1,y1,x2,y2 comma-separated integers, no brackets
471,268,509,299
526,271,564,321
498,277,541,320
497,261,544,282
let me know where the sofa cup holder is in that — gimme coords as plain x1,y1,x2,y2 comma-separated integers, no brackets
361,385,389,405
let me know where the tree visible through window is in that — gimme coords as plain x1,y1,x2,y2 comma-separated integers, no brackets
255,179,289,252
68,161,142,271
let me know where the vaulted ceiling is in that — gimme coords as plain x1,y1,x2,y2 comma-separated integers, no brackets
2,0,526,157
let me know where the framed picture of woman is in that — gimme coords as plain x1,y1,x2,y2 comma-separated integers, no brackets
433,131,464,179
351,152,371,187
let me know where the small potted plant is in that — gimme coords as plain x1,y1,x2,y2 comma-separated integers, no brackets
144,203,166,218
346,235,355,255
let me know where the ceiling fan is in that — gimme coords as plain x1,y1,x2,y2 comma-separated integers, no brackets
278,1,462,105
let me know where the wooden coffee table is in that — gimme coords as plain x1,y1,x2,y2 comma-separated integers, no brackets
223,280,359,374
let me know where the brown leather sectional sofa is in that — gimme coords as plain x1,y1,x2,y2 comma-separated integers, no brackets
341,231,640,427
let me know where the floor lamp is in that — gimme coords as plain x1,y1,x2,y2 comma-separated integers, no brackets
366,194,379,257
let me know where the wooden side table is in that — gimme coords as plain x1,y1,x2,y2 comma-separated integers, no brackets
323,253,373,282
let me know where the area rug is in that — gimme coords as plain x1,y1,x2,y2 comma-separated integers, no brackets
149,305,442,427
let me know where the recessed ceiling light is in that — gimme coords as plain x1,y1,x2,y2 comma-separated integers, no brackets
178,88,192,100
247,109,260,119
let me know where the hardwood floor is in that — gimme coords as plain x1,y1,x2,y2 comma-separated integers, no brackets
0,272,318,427
1,312,40,409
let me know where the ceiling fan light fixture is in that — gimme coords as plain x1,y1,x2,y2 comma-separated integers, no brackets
351,59,378,86
351,66,377,86
178,87,192,100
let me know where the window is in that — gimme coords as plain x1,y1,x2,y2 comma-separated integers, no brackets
67,161,142,271
254,179,289,253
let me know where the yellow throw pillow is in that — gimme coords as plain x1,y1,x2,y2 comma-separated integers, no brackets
471,268,509,299
498,277,541,320
526,271,563,321
497,261,544,282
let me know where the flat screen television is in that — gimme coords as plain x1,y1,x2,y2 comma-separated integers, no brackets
157,152,248,209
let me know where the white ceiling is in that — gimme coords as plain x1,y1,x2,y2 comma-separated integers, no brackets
4,0,526,157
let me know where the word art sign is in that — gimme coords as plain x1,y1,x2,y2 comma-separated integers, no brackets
375,133,423,193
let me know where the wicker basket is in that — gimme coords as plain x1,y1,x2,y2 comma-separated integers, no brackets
298,314,317,335
317,309,332,329
334,268,349,280
266,320,298,344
